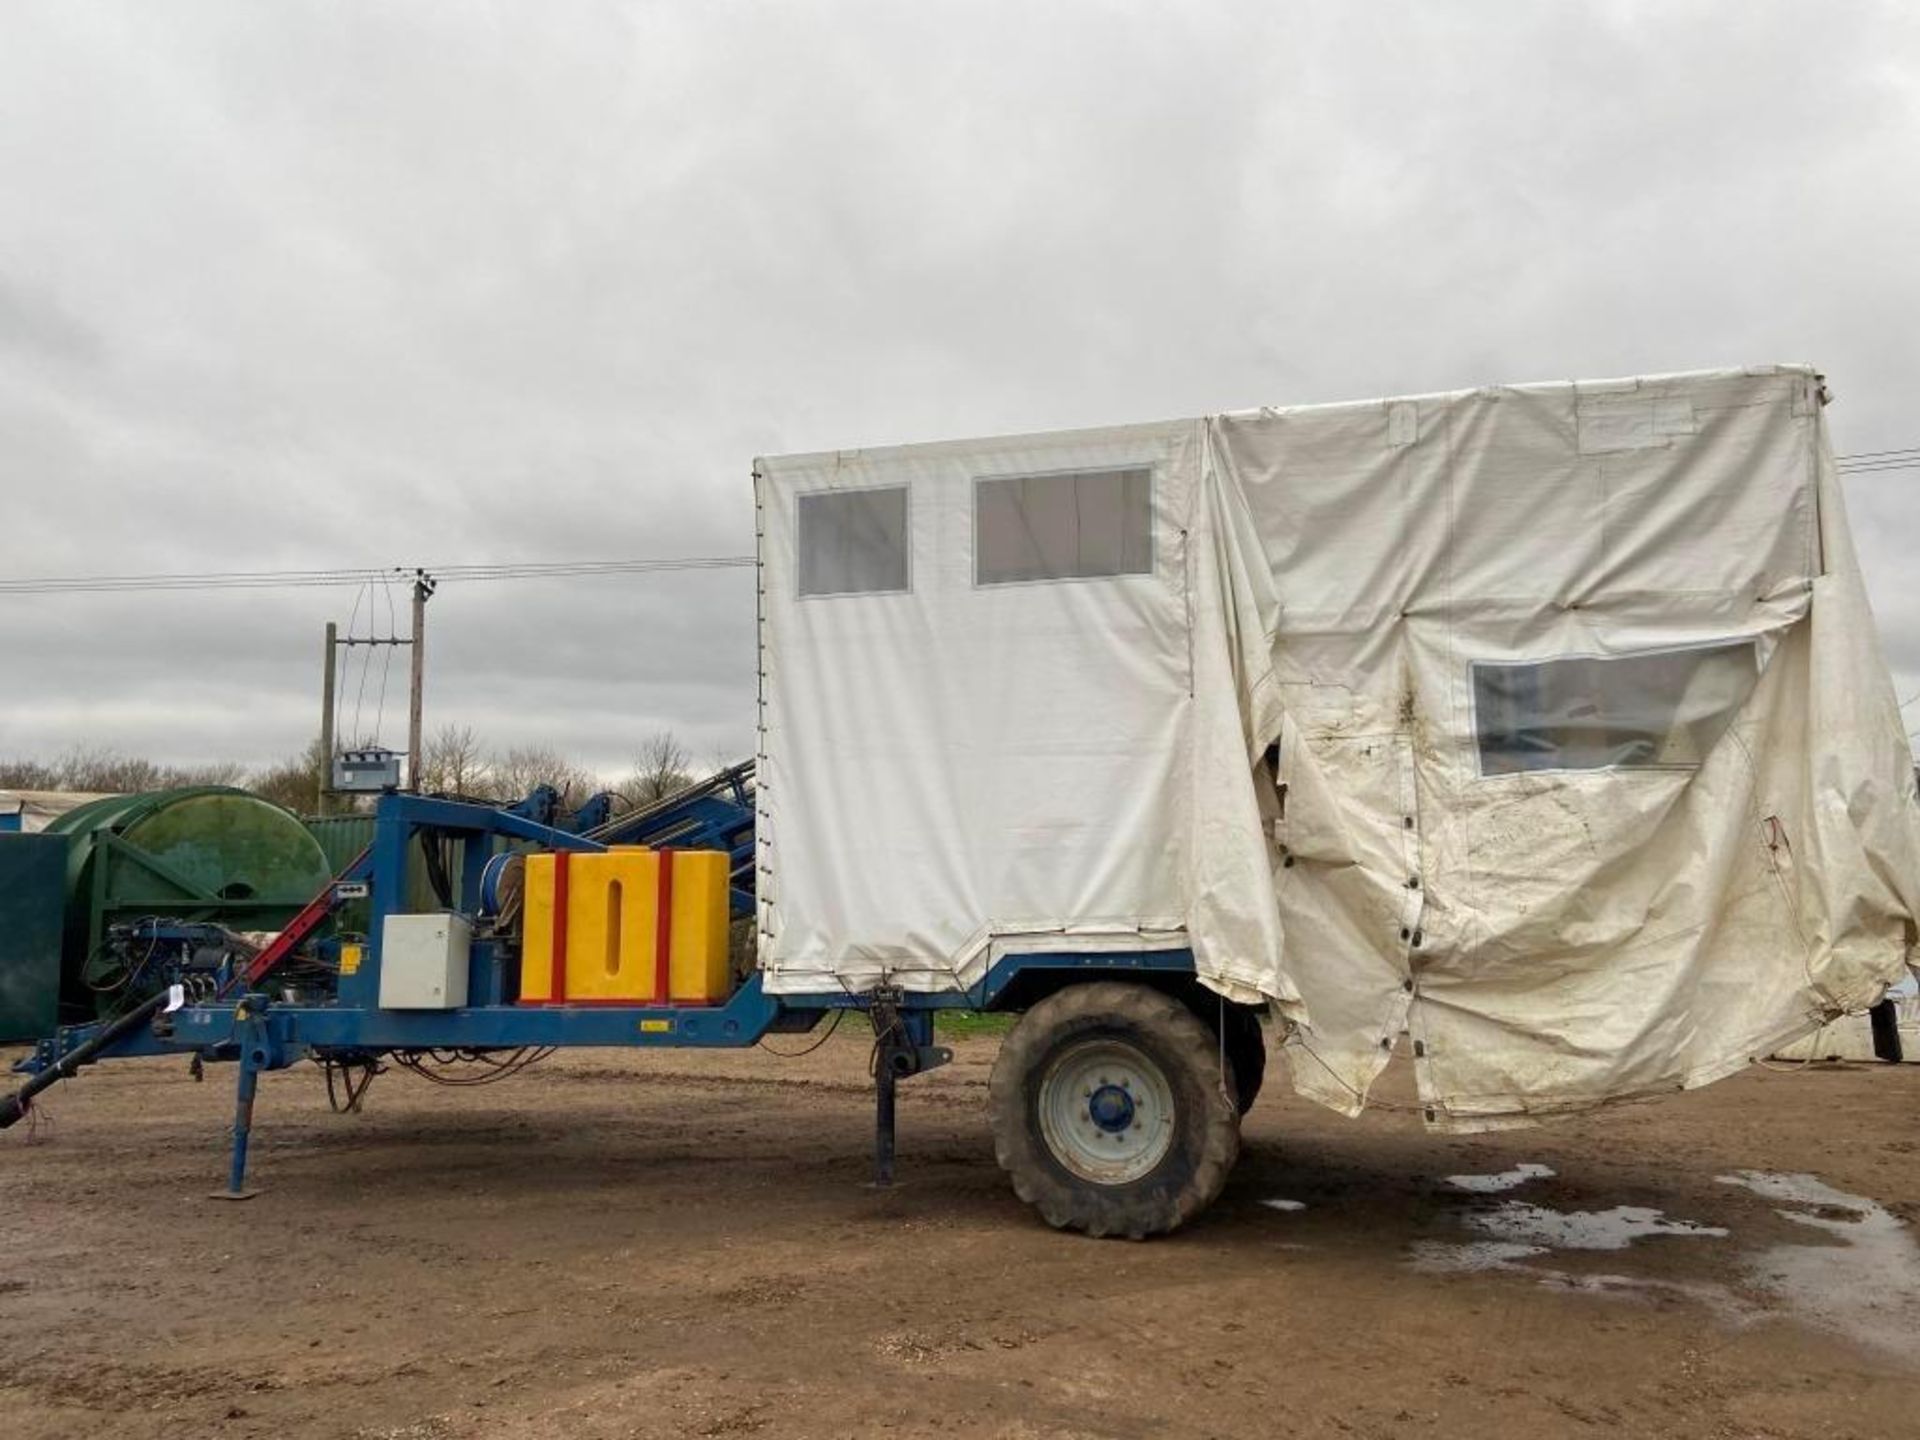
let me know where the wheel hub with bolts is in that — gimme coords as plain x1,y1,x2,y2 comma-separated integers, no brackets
1087,1082,1135,1133
1037,1039,1175,1184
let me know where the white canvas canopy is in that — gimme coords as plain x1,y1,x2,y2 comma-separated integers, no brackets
0,789,112,833
754,365,1920,1130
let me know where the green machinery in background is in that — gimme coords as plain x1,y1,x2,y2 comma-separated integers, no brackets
0,837,66,1047
0,788,333,1041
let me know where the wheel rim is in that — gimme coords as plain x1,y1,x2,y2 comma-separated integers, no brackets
1036,1038,1176,1185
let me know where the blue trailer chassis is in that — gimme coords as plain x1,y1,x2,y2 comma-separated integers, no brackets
9,790,1199,1195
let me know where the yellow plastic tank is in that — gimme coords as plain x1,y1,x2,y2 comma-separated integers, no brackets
520,847,731,1005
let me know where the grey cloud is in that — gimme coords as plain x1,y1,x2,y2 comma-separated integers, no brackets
1,0,1918,775
0,277,104,368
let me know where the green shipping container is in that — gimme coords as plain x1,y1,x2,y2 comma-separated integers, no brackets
0,835,68,1042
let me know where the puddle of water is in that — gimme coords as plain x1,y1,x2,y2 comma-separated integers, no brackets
1409,1236,1753,1323
1408,1239,1546,1274
1715,1170,1920,1359
1464,1202,1727,1251
1410,1166,1920,1364
1718,1169,1880,1215
1444,1162,1555,1193
1535,1268,1754,1323
1260,1198,1306,1213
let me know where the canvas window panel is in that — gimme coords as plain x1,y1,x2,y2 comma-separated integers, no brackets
797,486,910,597
975,467,1152,585
1473,642,1760,776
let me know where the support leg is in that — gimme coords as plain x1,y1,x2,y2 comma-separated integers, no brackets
867,985,907,1188
1870,999,1904,1063
865,989,950,1188
874,1051,898,1187
211,1050,262,1201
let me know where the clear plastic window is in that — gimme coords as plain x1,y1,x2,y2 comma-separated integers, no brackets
797,486,909,597
1472,642,1759,776
975,467,1152,585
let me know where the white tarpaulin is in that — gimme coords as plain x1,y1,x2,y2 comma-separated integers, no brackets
0,790,112,833
755,365,1920,1129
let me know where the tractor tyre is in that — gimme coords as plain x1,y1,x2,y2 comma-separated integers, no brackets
1221,1003,1267,1115
989,982,1240,1238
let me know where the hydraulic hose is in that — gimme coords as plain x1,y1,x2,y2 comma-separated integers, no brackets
0,990,171,1129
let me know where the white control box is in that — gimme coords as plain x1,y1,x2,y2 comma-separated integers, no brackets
378,912,471,1010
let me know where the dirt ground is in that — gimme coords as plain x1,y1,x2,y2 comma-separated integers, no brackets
1,1029,1917,1440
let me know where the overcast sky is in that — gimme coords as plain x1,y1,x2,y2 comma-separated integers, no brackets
2,2,1917,780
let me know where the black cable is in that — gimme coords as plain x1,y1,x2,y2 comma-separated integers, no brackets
390,1047,556,1086
323,1056,382,1113
868,1010,912,1080
84,919,167,1015
420,831,454,909
350,583,374,747
372,575,397,746
757,1008,845,1057
0,436,1904,599
0,556,756,595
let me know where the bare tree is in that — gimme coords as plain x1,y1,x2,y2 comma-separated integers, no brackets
53,745,165,792
619,730,692,809
420,723,489,797
5,741,308,811
0,725,708,823
705,740,749,775
168,760,250,788
489,744,600,809
250,736,329,814
19,746,250,793
0,758,62,790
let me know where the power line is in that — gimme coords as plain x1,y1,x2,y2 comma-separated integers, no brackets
1838,447,1920,461
350,581,373,746
1837,447,1920,477
374,575,397,747
0,444,1912,597
0,555,756,596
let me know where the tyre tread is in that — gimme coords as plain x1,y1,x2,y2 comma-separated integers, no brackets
987,982,1240,1238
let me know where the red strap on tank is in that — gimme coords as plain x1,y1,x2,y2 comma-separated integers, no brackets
654,849,675,1004
549,849,571,1004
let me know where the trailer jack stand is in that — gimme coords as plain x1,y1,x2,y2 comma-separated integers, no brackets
211,1001,274,1200
210,1053,262,1201
873,1043,900,1188
865,985,952,1188
1870,999,1905,1063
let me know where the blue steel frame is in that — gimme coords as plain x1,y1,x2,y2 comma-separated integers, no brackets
18,792,1200,1072
12,790,1200,1192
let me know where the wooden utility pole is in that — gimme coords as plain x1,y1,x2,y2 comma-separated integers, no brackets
318,621,337,816
407,571,436,791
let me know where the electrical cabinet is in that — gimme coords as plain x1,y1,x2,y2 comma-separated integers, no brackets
378,912,471,1010
333,747,403,793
